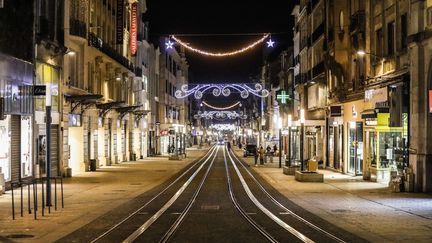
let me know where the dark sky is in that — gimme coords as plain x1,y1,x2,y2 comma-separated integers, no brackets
146,0,296,84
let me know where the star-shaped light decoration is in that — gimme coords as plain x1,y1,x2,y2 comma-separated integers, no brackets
165,40,174,50
266,38,275,48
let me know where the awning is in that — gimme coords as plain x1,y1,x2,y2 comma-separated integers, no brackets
361,109,377,119
64,94,103,113
116,105,142,119
96,101,125,118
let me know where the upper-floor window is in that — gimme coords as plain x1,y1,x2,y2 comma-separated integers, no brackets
428,7,432,27
375,28,383,59
387,21,395,56
401,14,408,50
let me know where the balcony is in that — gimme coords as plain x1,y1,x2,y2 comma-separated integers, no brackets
349,10,366,34
69,19,87,39
88,32,134,72
312,22,325,43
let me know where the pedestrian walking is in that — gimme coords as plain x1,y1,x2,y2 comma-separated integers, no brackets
227,141,231,150
254,146,258,166
259,146,264,165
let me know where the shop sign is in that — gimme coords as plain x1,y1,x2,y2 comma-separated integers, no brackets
116,0,124,44
365,87,387,104
375,101,389,108
160,130,168,136
365,118,377,126
330,106,342,117
33,85,46,96
429,90,432,113
68,113,81,127
130,3,138,56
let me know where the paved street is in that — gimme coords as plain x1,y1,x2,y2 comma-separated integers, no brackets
1,146,431,242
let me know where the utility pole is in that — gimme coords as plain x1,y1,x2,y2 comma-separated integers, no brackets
46,83,52,207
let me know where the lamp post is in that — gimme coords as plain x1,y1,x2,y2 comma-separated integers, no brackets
286,114,292,167
278,117,282,168
300,109,305,171
46,83,52,207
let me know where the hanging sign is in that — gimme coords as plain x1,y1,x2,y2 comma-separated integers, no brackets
330,106,342,117
130,3,138,56
33,85,46,96
116,0,124,44
429,90,432,113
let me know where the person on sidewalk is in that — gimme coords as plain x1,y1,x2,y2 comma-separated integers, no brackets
227,141,231,150
259,146,264,165
254,146,258,166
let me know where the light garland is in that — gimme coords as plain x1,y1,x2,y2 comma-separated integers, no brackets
171,34,270,57
202,101,240,110
175,83,269,99
194,110,247,120
209,124,236,131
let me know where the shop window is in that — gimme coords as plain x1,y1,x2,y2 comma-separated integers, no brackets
375,28,383,59
0,116,11,181
378,131,407,170
35,63,59,112
20,116,32,178
401,14,408,50
387,21,395,56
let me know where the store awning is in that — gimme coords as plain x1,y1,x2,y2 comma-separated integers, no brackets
116,105,142,119
64,94,103,113
361,109,377,119
96,101,125,118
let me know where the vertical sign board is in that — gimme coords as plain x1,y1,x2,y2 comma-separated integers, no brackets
429,90,432,113
116,0,124,44
130,3,138,56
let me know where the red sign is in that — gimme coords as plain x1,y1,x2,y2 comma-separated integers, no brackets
130,3,138,56
160,130,168,136
429,90,432,113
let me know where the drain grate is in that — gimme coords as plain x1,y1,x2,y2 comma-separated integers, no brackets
6,234,34,239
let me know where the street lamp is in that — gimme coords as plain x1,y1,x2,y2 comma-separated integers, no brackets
300,109,305,171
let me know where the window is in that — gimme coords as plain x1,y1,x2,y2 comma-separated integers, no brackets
387,21,395,56
401,14,408,49
428,7,432,26
375,28,383,59
35,63,59,111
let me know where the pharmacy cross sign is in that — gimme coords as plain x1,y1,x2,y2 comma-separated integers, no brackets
277,90,290,104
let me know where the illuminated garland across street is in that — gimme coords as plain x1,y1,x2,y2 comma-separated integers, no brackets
202,101,240,110
175,83,269,99
194,110,247,120
209,124,236,131
171,34,270,57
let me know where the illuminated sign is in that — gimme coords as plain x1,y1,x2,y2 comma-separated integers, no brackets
429,90,432,113
130,3,137,56
68,114,81,127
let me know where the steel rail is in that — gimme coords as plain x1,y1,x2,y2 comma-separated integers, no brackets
226,149,314,243
223,147,278,243
122,146,220,243
159,144,219,243
90,145,217,243
228,149,346,243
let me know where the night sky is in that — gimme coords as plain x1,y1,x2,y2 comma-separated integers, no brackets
145,0,296,106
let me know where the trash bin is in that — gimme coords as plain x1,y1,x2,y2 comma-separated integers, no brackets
89,159,97,171
307,159,318,172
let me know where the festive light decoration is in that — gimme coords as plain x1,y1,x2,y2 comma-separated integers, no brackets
209,124,236,131
171,34,270,57
202,101,241,110
194,110,247,120
175,83,269,99
276,90,290,104
266,38,275,47
165,40,174,49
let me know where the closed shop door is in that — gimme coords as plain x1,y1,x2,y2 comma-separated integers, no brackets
50,125,59,177
10,115,21,183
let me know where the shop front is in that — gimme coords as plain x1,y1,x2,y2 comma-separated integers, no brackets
327,114,344,171
67,113,84,173
362,84,409,183
343,100,365,176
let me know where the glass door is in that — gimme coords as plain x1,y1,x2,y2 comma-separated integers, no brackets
348,122,363,175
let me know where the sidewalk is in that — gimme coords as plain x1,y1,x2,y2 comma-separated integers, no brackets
0,147,208,242
233,148,432,243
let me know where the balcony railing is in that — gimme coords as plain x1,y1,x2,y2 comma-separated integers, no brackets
69,19,87,39
88,32,134,72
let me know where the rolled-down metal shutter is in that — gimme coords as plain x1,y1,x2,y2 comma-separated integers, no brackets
10,115,20,184
50,125,59,177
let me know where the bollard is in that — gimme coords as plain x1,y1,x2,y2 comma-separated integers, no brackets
11,184,15,220
61,176,64,208
28,183,32,214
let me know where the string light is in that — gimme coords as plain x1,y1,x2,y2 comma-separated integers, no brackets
202,101,241,110
171,34,270,57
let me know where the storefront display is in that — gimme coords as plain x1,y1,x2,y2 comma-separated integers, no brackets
20,116,32,178
0,116,11,181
